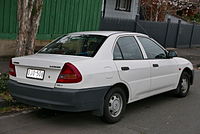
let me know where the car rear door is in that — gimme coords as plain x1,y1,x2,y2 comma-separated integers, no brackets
113,36,151,101
137,36,179,92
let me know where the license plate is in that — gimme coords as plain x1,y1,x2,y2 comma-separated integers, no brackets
26,69,45,80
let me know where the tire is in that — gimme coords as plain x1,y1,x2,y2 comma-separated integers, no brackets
101,86,127,123
175,71,190,97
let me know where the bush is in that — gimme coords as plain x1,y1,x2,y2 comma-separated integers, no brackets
184,13,200,24
0,73,9,93
192,14,200,23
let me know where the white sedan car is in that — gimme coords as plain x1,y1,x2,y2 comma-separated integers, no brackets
8,31,194,123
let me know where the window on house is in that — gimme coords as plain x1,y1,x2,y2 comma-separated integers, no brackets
115,0,132,12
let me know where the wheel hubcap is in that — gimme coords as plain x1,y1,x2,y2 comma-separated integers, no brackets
181,78,188,93
108,93,123,117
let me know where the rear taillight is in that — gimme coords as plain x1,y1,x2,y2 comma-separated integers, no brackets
9,60,16,77
56,63,82,83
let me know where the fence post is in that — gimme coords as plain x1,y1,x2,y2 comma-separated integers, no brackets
134,15,139,32
164,18,171,48
174,20,181,48
189,22,195,48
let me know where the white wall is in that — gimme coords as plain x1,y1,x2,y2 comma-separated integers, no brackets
104,0,139,20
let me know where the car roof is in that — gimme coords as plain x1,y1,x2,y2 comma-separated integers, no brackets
69,31,148,37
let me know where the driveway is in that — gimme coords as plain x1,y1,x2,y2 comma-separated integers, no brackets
0,71,200,134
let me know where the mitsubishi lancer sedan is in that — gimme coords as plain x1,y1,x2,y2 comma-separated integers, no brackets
8,31,194,123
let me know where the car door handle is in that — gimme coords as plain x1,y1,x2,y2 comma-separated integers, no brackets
121,67,129,71
153,64,159,67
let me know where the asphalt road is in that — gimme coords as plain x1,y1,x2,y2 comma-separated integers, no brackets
0,71,200,134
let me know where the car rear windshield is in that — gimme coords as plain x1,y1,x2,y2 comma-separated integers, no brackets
38,35,107,57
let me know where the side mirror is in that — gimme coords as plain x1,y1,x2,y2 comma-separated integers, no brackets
167,50,177,58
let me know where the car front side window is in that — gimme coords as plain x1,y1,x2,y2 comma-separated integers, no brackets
137,37,167,59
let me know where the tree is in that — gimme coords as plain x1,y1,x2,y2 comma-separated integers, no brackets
16,0,43,57
140,0,169,22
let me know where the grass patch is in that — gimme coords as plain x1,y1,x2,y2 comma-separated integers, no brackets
0,105,37,114
0,91,38,115
0,73,37,114
0,73,9,93
0,91,13,102
0,91,37,114
0,73,37,115
0,91,37,115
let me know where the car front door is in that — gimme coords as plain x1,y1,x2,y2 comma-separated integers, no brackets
113,36,151,101
137,36,179,93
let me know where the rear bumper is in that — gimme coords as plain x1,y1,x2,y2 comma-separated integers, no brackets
8,80,110,113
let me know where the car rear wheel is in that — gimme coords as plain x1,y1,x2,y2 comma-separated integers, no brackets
175,71,190,97
102,86,126,123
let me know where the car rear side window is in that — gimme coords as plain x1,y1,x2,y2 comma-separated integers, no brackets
113,36,143,60
38,35,107,57
113,44,123,60
137,37,167,59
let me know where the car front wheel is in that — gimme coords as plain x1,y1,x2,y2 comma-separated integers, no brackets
102,86,127,123
175,71,190,97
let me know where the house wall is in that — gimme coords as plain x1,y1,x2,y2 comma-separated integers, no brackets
104,0,139,20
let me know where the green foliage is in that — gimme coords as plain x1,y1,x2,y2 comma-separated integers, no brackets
0,73,9,93
184,13,200,23
0,92,13,102
0,73,37,114
0,104,36,114
194,14,200,22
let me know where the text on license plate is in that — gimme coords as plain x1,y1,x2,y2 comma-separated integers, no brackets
26,69,45,80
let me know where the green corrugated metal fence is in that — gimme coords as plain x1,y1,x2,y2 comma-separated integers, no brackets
0,0,17,39
0,0,102,40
